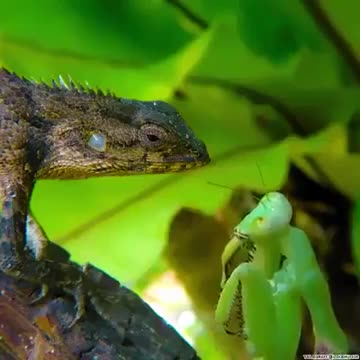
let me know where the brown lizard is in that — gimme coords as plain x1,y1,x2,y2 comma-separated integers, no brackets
0,67,210,323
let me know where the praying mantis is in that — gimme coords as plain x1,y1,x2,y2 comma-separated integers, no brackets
215,192,349,360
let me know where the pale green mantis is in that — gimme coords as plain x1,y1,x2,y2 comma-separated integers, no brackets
215,192,349,360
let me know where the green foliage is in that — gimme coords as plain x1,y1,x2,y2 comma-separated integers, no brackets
237,0,325,62
1,1,359,358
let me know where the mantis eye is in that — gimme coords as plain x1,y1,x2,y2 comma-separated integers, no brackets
88,133,107,152
256,217,264,225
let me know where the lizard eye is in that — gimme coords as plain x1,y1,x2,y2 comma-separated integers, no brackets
139,124,167,148
88,133,107,152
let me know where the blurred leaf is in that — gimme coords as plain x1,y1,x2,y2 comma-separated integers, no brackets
270,86,360,130
134,258,169,293
0,23,212,99
165,190,254,359
287,123,360,198
194,330,228,360
319,0,360,57
0,0,192,64
191,15,301,80
170,0,237,24
236,0,326,63
292,49,343,88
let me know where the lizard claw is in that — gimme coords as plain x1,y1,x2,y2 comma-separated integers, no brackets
28,283,49,305
67,282,86,329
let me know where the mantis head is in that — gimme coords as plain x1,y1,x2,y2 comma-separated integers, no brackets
220,192,292,287
234,192,293,241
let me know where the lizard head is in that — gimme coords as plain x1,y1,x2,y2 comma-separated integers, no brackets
33,90,210,179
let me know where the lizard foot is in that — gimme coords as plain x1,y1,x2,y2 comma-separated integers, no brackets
66,281,86,329
28,283,49,305
0,248,87,329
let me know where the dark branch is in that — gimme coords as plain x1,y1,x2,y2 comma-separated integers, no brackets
166,0,208,30
0,260,199,359
301,0,360,83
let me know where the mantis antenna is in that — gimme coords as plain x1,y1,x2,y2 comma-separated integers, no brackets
255,161,266,190
206,181,261,202
207,181,238,191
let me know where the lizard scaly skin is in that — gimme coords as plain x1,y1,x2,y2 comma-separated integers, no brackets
0,68,210,323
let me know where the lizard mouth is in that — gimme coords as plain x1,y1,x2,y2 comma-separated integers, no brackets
161,151,210,172
165,152,210,165
164,140,211,167
169,137,211,165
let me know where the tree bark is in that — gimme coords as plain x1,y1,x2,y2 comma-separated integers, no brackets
0,259,200,360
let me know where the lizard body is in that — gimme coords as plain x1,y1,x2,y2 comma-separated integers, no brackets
0,67,209,322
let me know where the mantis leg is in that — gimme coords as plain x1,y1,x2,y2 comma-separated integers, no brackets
272,263,302,359
287,227,348,353
216,262,279,360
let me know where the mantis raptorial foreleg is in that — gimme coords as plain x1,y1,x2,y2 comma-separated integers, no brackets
215,192,348,359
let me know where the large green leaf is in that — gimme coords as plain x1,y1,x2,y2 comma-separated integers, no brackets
236,0,326,63
0,0,192,64
0,25,211,100
319,0,360,57
1,6,359,357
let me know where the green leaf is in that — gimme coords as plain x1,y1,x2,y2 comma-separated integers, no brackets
0,0,192,64
319,0,360,57
287,123,360,198
191,15,301,80
194,329,225,360
0,26,211,100
236,0,326,63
